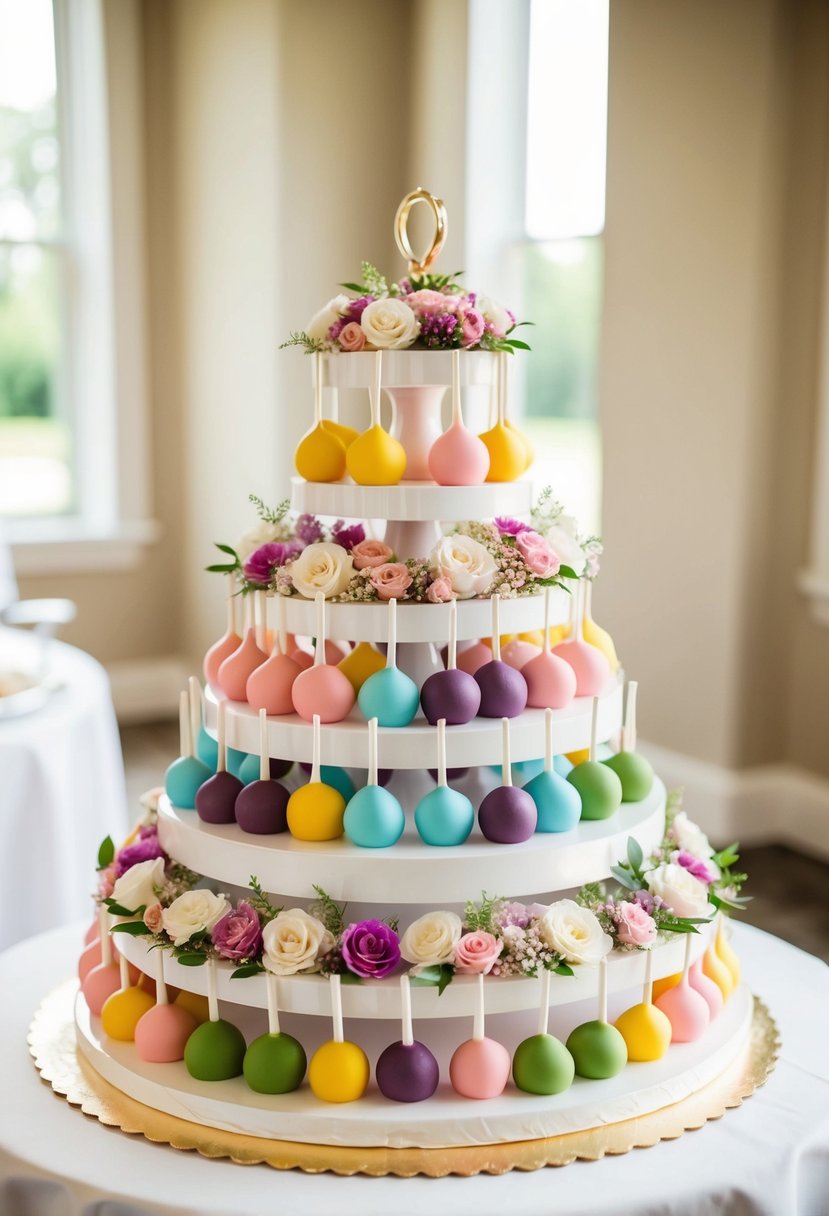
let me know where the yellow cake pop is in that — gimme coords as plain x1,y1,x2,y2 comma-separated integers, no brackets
295,352,347,483
480,354,529,483
652,970,682,1000
715,917,741,987
614,951,672,1061
175,989,210,1022
702,941,734,998
286,715,346,841
338,641,386,693
322,418,359,448
583,581,620,670
308,975,370,1103
506,418,534,472
101,954,155,1042
346,351,406,486
518,630,545,648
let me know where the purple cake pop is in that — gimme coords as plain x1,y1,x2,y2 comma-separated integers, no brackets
376,976,440,1102
428,767,469,782
474,595,527,719
235,709,290,834
196,701,242,824
478,719,537,843
421,598,482,725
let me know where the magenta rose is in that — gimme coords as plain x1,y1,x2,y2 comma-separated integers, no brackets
338,321,366,352
211,901,263,961
675,850,720,885
515,530,561,578
331,520,366,551
614,901,657,947
453,930,502,974
351,538,393,570
426,575,454,603
244,541,302,585
370,561,413,600
115,831,165,876
495,516,532,537
340,919,400,979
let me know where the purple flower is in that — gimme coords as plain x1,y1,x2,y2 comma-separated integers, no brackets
346,295,373,322
331,519,366,551
496,901,532,929
211,901,263,961
115,830,166,877
495,516,532,537
340,919,400,979
419,312,460,349
676,850,719,885
295,514,323,545
244,541,302,585
632,889,663,915
327,318,347,342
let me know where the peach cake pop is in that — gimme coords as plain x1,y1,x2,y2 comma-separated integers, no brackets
291,593,355,723
428,348,490,486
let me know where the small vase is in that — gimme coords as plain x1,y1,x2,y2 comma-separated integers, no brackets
386,386,446,480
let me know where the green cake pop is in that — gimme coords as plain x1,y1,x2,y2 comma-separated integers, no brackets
603,681,654,802
566,956,628,1079
184,959,246,1081
243,971,306,1094
512,968,575,1095
567,697,623,820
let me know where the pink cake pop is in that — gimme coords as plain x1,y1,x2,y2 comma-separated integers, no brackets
474,595,528,718
216,594,267,702
689,957,724,1019
84,920,98,945
291,594,356,723
456,639,491,675
654,935,711,1042
428,349,490,486
290,645,314,672
203,573,242,690
420,598,481,725
522,587,578,709
78,930,123,983
478,718,537,843
501,637,541,670
196,699,244,824
234,708,290,834
81,905,122,1015
135,948,198,1063
552,580,610,697
449,974,511,1099
246,594,302,715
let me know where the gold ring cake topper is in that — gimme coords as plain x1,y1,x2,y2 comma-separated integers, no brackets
394,188,448,275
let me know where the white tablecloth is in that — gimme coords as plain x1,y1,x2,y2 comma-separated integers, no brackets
0,921,827,1216
0,636,129,949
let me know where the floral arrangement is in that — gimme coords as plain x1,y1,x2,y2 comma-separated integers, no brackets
206,493,591,603
281,263,530,356
578,792,748,951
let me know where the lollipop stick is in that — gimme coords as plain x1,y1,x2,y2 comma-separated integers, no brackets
589,696,599,763
490,594,501,662
501,716,513,787
437,718,447,788
625,681,639,753
371,351,383,427
266,970,281,1036
451,349,461,427
330,973,344,1043
597,956,608,1024
543,586,551,655
155,949,168,1006
642,947,653,1005
216,699,227,774
682,933,692,980
499,352,507,424
311,714,322,784
386,597,397,670
448,596,458,670
544,706,554,774
276,593,287,657
313,592,325,667
574,580,585,642
314,351,323,426
206,957,219,1023
473,972,485,1041
255,590,267,652
226,572,236,634
119,952,130,991
188,676,202,757
178,690,190,758
537,967,552,1036
259,708,268,782
400,973,414,1047
98,905,112,967
368,717,379,786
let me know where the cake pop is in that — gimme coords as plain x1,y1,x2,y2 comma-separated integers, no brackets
523,708,582,832
512,968,575,1094
289,644,314,672
235,708,290,834
715,915,741,987
291,593,356,723
203,573,242,690
456,639,491,676
582,579,620,670
358,598,419,726
501,636,541,670
81,906,122,1015
688,958,724,1019
175,988,210,1023
478,718,537,844
343,718,406,847
420,599,481,725
415,719,475,846
613,949,672,1061
216,595,267,702
346,351,406,486
287,714,346,841
195,699,244,824
190,677,218,772
552,581,611,697
184,959,247,1081
522,587,578,710
376,975,440,1102
654,935,711,1042
308,974,370,1102
164,690,212,809
295,351,347,483
474,595,528,718
100,951,156,1042
237,752,293,784
567,698,623,820
322,417,359,449
299,760,356,803
134,949,198,1063
243,971,307,1094
449,974,511,1099
428,349,490,486
702,941,733,998
479,353,527,483
603,681,654,802
246,593,303,716
78,919,123,982
338,640,386,693
566,957,628,1079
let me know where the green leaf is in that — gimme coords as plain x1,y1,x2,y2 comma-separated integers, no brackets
553,962,574,977
111,920,152,936
504,338,532,351
609,865,641,891
205,563,237,573
104,899,144,918
339,281,365,293
97,836,115,869
215,543,238,558
176,953,207,966
408,963,455,995
558,564,578,580
230,963,264,979
339,971,363,985
627,837,644,873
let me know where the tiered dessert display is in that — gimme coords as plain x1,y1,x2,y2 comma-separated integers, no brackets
68,191,755,1168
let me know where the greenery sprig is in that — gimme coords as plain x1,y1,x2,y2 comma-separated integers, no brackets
279,330,326,353
247,875,282,925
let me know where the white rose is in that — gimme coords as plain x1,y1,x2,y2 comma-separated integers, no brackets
289,542,354,599
537,899,613,965
670,811,714,860
648,863,711,918
544,516,586,577
360,298,420,350
306,293,350,344
235,519,291,562
111,857,166,913
476,293,512,338
430,535,498,599
400,911,462,968
261,909,334,976
161,889,230,947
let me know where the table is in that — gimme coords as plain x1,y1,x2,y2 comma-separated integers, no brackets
0,636,129,950
1,922,828,1216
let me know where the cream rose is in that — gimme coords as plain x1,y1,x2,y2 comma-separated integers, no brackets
305,293,350,343
235,519,291,562
544,515,586,577
161,889,230,947
111,857,166,913
360,298,419,350
476,293,512,338
261,908,334,976
670,811,714,860
289,542,354,599
647,863,711,918
538,899,613,965
429,535,498,599
400,911,462,968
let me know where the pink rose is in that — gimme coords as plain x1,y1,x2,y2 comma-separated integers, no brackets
459,307,485,347
614,902,657,948
405,289,461,317
97,863,117,899
515,529,561,578
426,576,454,603
351,539,394,570
143,902,164,933
338,321,366,352
453,930,502,974
369,562,413,601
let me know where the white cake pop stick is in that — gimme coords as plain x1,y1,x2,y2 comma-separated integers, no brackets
371,351,383,428
682,932,692,980
537,967,552,1036
544,706,554,773
178,690,192,759
206,957,219,1023
436,718,447,788
367,717,379,786
276,593,288,657
258,707,269,781
310,713,322,784
386,597,398,670
188,676,203,756
448,597,458,670
473,972,486,1041
118,952,130,992
266,970,281,1036
226,572,237,635
542,586,552,655
642,946,654,1006
216,699,227,774
589,696,599,763
400,973,414,1048
313,592,325,667
501,716,513,787
450,348,462,427
255,590,267,652
98,904,112,967
490,594,502,662
330,972,344,1044
597,956,608,1024
573,580,585,642
155,948,169,1007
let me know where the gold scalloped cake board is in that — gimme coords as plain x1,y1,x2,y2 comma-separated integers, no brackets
29,979,778,1178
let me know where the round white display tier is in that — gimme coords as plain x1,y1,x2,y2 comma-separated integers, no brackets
320,348,495,389
156,778,664,905
75,982,752,1148
204,674,623,770
275,587,569,644
289,476,533,523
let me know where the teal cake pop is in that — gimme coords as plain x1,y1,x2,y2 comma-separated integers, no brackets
358,597,419,727
524,707,582,832
415,719,474,845
165,689,211,808
344,717,405,847
184,959,246,1082
567,697,623,820
243,972,306,1094
603,680,654,802
513,968,575,1094
188,675,217,773
566,957,628,1079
